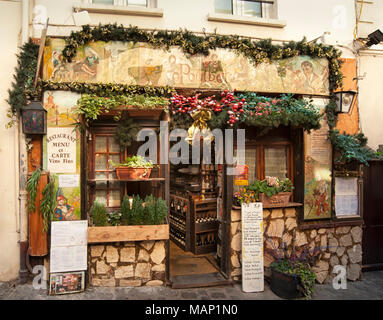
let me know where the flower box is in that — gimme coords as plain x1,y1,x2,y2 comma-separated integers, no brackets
115,167,152,180
270,268,302,300
87,224,169,243
259,192,291,206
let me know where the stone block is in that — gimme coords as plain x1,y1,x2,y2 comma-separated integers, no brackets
266,219,284,238
310,230,317,239
329,255,339,267
231,268,241,276
140,241,155,251
120,279,142,287
347,244,362,264
312,261,329,284
120,247,135,263
284,208,296,218
150,241,166,264
285,218,297,231
135,263,151,279
320,235,327,251
146,280,163,286
339,234,352,247
92,278,115,287
350,226,362,243
231,233,242,251
282,233,292,247
341,255,348,266
328,238,338,253
96,260,111,275
336,246,346,257
231,210,241,222
318,228,327,235
115,265,134,279
106,246,119,263
90,245,104,257
336,226,351,235
152,264,165,272
294,231,308,247
347,264,361,281
231,254,241,268
231,222,240,235
270,209,283,219
263,209,271,219
138,249,150,262
153,271,165,281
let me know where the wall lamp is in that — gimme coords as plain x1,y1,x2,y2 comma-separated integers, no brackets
334,91,357,114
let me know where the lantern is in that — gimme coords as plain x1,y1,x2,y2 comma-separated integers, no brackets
334,91,356,114
21,100,47,135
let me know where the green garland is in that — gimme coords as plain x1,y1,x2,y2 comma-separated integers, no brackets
330,130,377,165
61,24,343,91
6,40,40,127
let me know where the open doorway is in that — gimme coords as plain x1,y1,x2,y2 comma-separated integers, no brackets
168,141,231,288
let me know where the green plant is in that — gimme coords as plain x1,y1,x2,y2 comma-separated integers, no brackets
110,155,157,168
26,168,42,213
114,119,142,151
121,195,133,225
40,175,56,232
330,130,376,165
154,197,168,225
130,195,145,225
108,211,121,226
90,201,108,226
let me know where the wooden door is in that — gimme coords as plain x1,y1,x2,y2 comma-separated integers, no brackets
362,160,383,270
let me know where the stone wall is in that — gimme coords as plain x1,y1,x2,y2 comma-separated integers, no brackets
89,240,166,287
230,207,363,284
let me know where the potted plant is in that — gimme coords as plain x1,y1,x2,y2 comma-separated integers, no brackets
267,244,318,300
110,155,157,180
233,177,294,206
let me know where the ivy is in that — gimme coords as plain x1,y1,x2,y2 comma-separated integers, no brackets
6,39,40,127
114,119,142,151
330,130,377,165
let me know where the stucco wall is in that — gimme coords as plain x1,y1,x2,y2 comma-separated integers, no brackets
0,0,21,281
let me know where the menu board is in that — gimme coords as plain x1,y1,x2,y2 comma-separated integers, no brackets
335,177,359,217
241,203,264,293
50,221,88,273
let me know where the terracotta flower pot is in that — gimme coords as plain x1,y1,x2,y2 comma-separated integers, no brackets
115,167,152,180
259,192,291,206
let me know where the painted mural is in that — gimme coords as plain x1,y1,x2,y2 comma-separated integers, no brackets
43,91,81,221
303,98,332,220
43,39,330,96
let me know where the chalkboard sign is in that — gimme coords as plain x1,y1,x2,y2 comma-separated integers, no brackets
241,202,264,292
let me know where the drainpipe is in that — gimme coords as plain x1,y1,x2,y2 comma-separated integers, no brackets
18,0,30,284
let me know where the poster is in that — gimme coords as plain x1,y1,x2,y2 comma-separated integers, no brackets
335,177,359,217
43,38,330,96
304,98,332,220
47,127,77,173
50,221,88,273
43,91,81,220
242,202,264,293
234,165,249,186
49,271,85,295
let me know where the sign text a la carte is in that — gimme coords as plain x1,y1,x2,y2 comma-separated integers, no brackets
47,127,77,173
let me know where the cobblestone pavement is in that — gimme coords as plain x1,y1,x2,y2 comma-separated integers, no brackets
1,271,382,300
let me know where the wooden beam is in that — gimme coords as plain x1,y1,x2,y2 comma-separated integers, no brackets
87,224,169,243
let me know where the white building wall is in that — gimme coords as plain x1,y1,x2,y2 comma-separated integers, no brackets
356,0,383,150
0,0,21,281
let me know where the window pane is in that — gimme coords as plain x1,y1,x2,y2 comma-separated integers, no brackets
95,136,107,152
265,147,288,180
215,0,232,14
243,1,262,17
95,154,107,170
109,190,121,207
95,171,107,181
93,0,114,5
110,154,121,167
95,190,107,206
127,0,147,6
109,138,121,153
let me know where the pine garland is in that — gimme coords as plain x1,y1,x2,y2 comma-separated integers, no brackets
6,39,40,127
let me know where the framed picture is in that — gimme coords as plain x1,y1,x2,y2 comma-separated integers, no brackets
49,271,85,295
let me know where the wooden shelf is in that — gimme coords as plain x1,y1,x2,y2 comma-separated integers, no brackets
88,178,165,183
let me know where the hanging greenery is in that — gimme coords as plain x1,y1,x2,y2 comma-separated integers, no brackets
60,24,343,91
76,94,169,124
6,39,40,128
40,80,175,97
169,91,322,132
114,118,142,151
330,130,377,165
